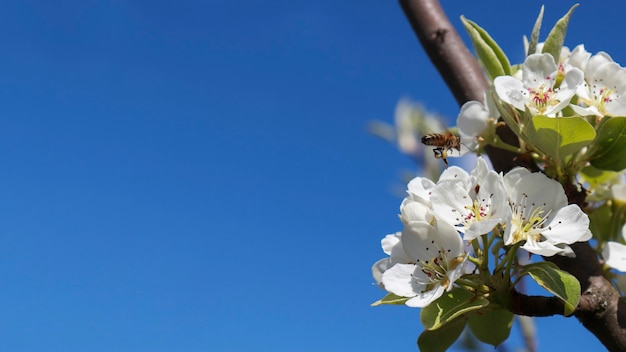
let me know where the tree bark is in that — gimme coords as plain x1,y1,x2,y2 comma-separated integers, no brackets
398,0,626,350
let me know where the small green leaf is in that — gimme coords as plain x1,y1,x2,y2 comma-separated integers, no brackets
421,288,489,330
519,262,581,315
523,115,595,164
417,317,467,352
461,16,511,80
526,6,544,56
589,116,626,171
542,4,578,63
467,308,514,347
370,292,409,306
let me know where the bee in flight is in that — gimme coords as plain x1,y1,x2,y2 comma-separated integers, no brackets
421,132,461,168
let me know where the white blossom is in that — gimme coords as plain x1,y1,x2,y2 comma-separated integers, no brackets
503,168,592,256
494,53,583,116
566,45,626,117
381,218,467,308
431,157,510,240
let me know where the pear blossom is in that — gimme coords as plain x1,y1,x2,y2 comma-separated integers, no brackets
602,224,626,272
567,46,626,117
494,53,583,116
381,218,468,308
430,157,510,240
503,168,592,257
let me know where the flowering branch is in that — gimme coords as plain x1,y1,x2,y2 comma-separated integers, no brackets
396,0,626,350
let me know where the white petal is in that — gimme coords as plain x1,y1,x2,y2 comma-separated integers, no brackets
406,177,436,205
494,76,527,111
400,199,433,224
464,218,503,240
381,232,410,263
603,241,626,272
470,157,490,181
401,220,464,261
568,44,591,71
447,255,469,284
558,67,584,93
439,166,470,184
457,101,489,137
381,233,401,255
430,180,472,228
570,103,602,117
521,240,569,257
606,97,626,117
523,53,557,89
372,258,392,287
586,51,614,78
543,69,582,116
514,173,568,211
482,171,510,220
503,167,531,193
381,263,420,297
434,220,465,255
401,221,439,260
405,285,446,308
542,204,591,244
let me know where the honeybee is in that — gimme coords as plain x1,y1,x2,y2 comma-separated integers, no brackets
421,132,461,168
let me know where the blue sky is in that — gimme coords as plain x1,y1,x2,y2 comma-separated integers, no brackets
0,1,621,351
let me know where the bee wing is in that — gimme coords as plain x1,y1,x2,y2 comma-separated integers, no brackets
418,113,449,135
446,144,469,158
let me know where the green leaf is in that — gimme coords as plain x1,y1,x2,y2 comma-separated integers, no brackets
541,4,578,63
519,262,581,316
371,292,409,306
421,288,489,330
467,308,514,347
589,116,626,171
461,16,511,80
523,115,595,164
417,317,467,352
526,6,544,56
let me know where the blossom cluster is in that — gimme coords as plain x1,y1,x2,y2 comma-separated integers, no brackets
371,6,626,349
456,45,626,150
372,158,591,307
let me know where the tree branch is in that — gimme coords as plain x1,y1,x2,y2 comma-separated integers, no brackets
509,289,565,317
398,0,626,350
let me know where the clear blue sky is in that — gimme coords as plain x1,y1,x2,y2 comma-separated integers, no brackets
0,1,620,351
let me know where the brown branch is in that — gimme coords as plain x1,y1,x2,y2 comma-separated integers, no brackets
398,0,626,350
510,290,565,317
